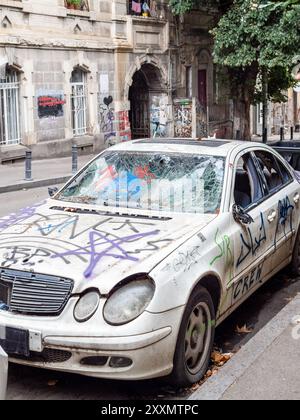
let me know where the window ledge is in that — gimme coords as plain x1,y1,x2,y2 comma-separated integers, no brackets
0,0,23,10
66,9,90,18
130,16,167,24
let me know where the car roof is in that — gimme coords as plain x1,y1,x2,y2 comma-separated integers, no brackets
108,138,265,157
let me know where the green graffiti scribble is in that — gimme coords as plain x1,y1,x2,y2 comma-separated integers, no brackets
210,229,234,286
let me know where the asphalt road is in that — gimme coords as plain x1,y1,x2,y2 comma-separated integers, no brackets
1,187,300,400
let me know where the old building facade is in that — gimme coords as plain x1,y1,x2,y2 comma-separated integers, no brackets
0,0,232,162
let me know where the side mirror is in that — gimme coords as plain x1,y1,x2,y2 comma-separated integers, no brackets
233,204,254,225
48,186,59,198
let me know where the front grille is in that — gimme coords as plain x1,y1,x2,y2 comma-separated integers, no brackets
14,348,72,364
0,268,73,315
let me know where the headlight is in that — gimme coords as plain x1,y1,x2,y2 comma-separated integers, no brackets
74,290,100,322
103,278,155,325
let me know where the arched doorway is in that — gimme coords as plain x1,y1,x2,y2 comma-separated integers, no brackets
129,63,167,139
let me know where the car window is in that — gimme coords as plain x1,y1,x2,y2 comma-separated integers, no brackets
234,153,263,209
56,151,225,214
254,151,285,193
276,158,292,184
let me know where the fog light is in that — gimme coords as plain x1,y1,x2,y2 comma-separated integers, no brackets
109,357,132,368
80,356,108,366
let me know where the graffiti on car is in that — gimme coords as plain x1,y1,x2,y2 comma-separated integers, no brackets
274,196,294,248
236,212,266,267
210,229,234,286
232,263,264,303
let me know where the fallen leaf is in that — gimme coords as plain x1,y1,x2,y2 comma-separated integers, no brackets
47,379,58,387
211,351,233,366
191,383,201,391
236,324,253,334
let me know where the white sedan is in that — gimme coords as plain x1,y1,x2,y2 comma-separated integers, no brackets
0,139,299,386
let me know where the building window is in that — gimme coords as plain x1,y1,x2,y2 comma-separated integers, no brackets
0,68,21,146
65,0,89,11
71,68,87,136
128,1,158,17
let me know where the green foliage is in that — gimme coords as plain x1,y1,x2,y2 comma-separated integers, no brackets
170,0,300,104
169,0,196,15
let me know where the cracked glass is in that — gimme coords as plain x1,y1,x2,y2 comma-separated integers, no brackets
56,151,225,214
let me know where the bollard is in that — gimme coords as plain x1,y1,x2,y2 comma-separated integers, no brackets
291,126,294,140
72,145,78,175
280,127,284,141
25,151,32,181
263,127,268,144
236,130,241,140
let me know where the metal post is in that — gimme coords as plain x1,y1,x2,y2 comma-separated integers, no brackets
280,127,284,142
72,145,78,175
25,151,32,181
263,127,268,144
291,126,294,140
236,130,241,140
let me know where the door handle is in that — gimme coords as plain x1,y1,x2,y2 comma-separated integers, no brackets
267,210,277,223
294,193,300,204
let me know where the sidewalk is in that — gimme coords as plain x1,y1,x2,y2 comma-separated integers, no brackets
189,293,300,400
0,154,94,194
252,132,300,142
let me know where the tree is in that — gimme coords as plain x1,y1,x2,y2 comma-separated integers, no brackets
170,0,300,139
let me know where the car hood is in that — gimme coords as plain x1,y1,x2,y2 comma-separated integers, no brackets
0,200,216,294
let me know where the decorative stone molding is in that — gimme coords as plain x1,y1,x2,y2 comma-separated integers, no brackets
124,53,169,101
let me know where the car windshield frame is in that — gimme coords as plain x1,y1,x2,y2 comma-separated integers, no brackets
55,150,226,215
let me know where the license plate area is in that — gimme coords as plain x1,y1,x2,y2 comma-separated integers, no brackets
0,326,30,357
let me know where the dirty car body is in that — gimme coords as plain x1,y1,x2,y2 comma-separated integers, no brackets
0,139,299,385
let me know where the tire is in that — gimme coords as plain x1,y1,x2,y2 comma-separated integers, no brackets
290,228,300,277
169,286,216,388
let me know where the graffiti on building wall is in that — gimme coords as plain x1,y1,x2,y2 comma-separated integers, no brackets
118,110,131,142
37,89,66,119
150,95,169,138
174,100,193,138
98,95,116,144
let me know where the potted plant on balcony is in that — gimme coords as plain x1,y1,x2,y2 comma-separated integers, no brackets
66,0,82,10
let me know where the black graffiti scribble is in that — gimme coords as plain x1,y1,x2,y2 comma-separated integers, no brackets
237,212,266,267
128,238,173,254
109,219,155,233
163,246,202,273
1,245,70,268
274,196,294,249
52,229,160,278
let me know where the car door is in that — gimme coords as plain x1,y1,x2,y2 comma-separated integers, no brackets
229,151,277,307
253,149,300,271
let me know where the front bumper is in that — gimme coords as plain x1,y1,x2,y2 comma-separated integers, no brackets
0,299,184,380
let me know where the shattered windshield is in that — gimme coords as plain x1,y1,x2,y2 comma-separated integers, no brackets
56,151,225,214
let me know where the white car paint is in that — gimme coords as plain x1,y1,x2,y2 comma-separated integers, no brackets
0,346,8,400
0,139,299,380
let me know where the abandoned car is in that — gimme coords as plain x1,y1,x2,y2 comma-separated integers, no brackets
0,139,299,386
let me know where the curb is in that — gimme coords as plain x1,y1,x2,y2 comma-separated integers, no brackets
188,293,300,400
0,176,71,194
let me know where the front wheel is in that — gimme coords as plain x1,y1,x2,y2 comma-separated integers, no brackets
170,286,216,387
